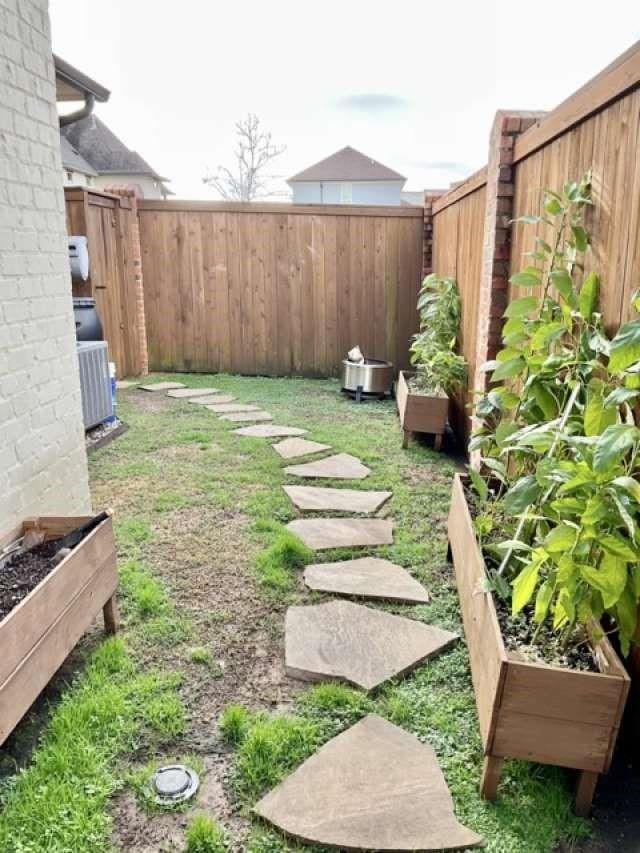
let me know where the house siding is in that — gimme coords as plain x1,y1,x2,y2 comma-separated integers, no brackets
92,174,169,199
290,180,404,206
0,0,91,529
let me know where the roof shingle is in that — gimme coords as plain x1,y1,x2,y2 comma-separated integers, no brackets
288,146,405,183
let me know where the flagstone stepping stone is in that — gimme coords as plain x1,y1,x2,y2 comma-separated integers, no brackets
304,557,429,603
285,600,456,690
206,403,260,413
189,395,236,405
286,518,392,550
284,453,370,480
220,411,273,422
166,387,220,398
283,485,391,513
272,438,331,459
234,424,308,438
139,381,185,392
116,380,135,389
255,714,482,851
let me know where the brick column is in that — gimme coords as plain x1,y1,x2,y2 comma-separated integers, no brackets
422,191,444,279
104,185,149,376
473,111,545,396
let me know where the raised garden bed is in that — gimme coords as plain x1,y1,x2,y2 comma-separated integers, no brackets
396,370,448,450
447,473,630,816
0,513,119,746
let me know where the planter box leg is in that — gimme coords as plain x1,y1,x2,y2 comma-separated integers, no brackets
434,433,443,452
402,429,411,449
480,755,504,801
103,594,119,635
575,770,598,816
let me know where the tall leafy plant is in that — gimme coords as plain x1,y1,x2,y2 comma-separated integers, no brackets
471,174,640,653
410,274,467,396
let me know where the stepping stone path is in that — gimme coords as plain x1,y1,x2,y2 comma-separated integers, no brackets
272,438,330,459
220,411,272,422
206,403,260,413
304,557,429,603
255,714,482,851
234,424,307,438
285,601,456,690
139,381,185,392
166,387,220,398
189,394,236,405
284,485,391,513
287,518,393,550
284,452,370,480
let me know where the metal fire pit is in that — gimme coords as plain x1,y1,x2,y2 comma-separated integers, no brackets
341,358,394,402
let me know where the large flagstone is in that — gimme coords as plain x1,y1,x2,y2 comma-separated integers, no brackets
255,714,482,851
234,424,308,438
304,557,429,603
284,453,370,480
283,485,391,513
220,411,273,422
285,600,456,690
189,394,235,405
272,438,331,459
166,387,220,398
139,381,185,392
286,518,392,550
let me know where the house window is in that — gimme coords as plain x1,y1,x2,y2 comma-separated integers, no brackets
340,182,352,204
66,170,73,182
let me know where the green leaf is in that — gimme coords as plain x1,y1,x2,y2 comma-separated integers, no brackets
613,584,637,651
509,273,541,289
581,555,627,609
544,197,563,216
550,269,573,301
530,321,566,350
604,387,639,408
533,581,554,623
593,424,639,472
491,357,526,383
578,272,599,319
612,476,640,504
531,383,558,419
512,561,540,615
600,533,638,562
609,320,640,373
468,467,488,504
504,296,539,318
572,225,589,252
584,378,617,436
544,523,577,553
503,475,542,515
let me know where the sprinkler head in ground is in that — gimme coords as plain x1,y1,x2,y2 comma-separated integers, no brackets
151,764,199,806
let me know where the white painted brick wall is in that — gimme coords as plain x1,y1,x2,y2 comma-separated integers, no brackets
0,0,91,530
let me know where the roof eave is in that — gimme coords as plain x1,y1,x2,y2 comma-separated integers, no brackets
54,55,111,103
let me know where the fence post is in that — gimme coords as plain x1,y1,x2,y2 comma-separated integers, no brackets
473,111,545,395
423,191,444,279
104,185,149,377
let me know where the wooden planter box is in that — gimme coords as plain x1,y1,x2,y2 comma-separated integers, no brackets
447,474,629,815
396,370,449,450
0,513,119,746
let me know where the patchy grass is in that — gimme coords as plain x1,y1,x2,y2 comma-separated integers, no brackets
186,815,229,853
1,374,594,852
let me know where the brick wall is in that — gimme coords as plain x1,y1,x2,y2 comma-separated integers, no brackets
0,0,91,529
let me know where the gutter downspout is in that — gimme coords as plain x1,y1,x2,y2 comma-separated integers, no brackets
59,94,95,127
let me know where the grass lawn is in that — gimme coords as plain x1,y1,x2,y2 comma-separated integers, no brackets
0,374,590,852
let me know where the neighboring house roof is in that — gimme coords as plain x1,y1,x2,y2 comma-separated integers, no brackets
60,115,172,193
60,136,98,177
400,190,425,206
288,146,406,183
54,55,110,103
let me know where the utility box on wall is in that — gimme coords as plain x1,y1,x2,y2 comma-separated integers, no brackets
68,235,89,281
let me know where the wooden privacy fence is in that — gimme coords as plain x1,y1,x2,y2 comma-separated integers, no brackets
137,201,424,376
428,40,640,441
64,188,146,378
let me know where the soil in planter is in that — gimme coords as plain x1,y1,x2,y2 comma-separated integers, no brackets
462,482,598,673
407,377,447,397
0,539,63,621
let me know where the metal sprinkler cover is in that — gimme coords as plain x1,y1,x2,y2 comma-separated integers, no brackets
152,764,199,805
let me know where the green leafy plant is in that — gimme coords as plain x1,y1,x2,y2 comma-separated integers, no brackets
409,274,467,396
471,173,640,654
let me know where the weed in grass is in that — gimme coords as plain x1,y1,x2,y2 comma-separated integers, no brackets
120,560,168,618
189,646,213,665
153,489,189,513
297,683,373,733
186,815,229,852
0,638,183,852
255,529,312,593
219,705,250,746
141,693,186,740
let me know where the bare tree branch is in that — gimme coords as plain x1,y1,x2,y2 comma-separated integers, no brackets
203,113,286,201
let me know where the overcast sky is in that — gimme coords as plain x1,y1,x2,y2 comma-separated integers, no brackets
50,1,638,200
